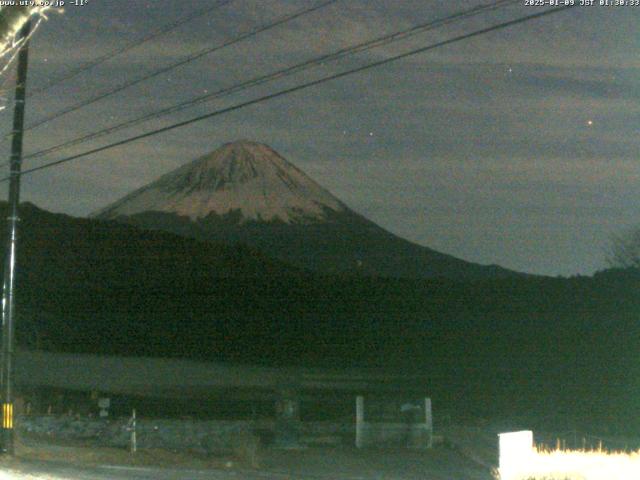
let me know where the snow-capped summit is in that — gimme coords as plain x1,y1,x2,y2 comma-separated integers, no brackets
95,140,346,224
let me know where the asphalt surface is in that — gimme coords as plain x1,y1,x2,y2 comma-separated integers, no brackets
3,462,289,480
3,462,375,480
1,432,495,480
1,448,493,480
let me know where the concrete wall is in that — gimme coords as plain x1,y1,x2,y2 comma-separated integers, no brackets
17,415,261,452
16,415,354,452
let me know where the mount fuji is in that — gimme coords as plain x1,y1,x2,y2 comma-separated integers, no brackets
94,140,516,279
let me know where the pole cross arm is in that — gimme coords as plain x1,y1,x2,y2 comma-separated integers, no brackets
0,6,38,55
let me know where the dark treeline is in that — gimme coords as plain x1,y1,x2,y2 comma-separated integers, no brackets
4,202,640,432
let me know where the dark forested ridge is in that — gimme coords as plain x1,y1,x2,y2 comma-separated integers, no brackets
3,202,640,431
105,208,520,280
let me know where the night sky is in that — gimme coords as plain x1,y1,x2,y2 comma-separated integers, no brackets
0,1,638,276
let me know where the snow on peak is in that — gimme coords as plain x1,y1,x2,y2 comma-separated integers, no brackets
95,141,347,224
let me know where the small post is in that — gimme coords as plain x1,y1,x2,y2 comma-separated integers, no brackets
130,409,137,454
424,397,433,449
274,385,301,449
355,395,364,448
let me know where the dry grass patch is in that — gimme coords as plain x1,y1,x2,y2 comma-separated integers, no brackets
496,447,640,480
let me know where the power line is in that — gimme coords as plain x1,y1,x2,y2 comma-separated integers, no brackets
3,5,576,183
27,0,234,98
0,2,235,159
24,0,519,162
18,0,338,135
15,4,571,176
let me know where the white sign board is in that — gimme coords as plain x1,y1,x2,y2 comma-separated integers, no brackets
498,430,534,480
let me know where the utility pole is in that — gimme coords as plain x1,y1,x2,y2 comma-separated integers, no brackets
1,18,31,455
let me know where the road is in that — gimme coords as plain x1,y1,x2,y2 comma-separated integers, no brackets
1,439,494,479
2,461,374,480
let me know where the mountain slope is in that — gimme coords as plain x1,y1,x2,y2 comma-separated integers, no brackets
94,140,518,279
